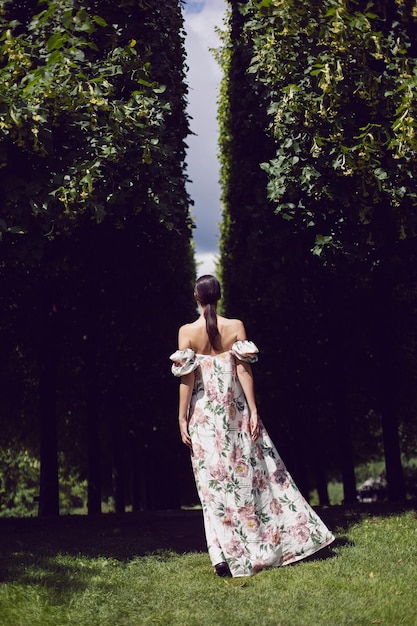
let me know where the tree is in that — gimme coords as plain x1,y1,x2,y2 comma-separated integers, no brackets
219,0,417,501
217,2,332,499
0,0,195,515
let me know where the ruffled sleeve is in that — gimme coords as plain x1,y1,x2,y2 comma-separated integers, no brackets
231,340,259,363
170,348,199,377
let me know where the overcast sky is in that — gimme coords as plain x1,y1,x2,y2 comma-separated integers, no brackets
182,0,227,276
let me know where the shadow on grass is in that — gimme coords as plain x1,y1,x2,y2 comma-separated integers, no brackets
319,499,417,532
0,509,206,584
0,502,415,584
5,555,100,600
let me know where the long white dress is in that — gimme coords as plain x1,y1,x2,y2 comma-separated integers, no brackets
170,341,334,577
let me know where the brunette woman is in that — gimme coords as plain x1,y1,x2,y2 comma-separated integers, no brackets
170,275,334,577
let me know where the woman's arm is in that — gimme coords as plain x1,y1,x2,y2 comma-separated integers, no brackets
236,360,260,441
178,371,194,449
177,324,194,448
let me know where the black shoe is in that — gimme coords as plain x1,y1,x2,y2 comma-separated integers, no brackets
214,561,232,577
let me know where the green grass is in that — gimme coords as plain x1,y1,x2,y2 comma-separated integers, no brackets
0,506,416,625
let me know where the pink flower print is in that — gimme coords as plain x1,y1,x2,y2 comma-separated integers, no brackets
235,459,249,478
272,463,289,489
209,461,229,482
259,474,268,490
252,469,267,491
282,551,295,565
269,498,283,515
296,511,308,525
255,443,264,460
228,401,237,420
192,442,205,460
201,357,213,371
244,515,260,533
276,459,286,473
224,389,234,406
288,523,311,543
261,525,272,542
205,379,220,403
271,527,281,546
241,414,250,434
276,476,290,490
236,410,248,430
200,486,213,504
193,406,206,425
214,429,226,454
229,445,243,463
262,525,281,545
225,537,245,558
238,503,256,518
222,507,238,528
253,559,268,573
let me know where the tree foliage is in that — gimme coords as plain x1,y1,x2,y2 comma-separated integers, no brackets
218,0,417,502
0,0,196,515
0,0,192,246
242,0,417,257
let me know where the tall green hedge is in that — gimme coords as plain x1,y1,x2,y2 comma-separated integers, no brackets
218,0,417,502
0,0,196,515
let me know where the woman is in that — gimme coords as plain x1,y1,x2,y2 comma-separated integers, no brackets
170,275,334,578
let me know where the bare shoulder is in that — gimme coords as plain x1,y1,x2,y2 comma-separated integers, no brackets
233,318,247,340
178,319,202,350
178,323,192,350
218,316,247,341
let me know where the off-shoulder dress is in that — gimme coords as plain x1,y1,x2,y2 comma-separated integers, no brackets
170,340,334,577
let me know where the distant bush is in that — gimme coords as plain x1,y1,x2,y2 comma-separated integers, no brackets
0,447,86,517
0,448,39,517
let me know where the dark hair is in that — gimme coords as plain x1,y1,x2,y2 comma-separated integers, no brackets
195,275,221,348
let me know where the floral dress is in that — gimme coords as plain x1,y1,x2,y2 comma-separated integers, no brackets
170,341,334,577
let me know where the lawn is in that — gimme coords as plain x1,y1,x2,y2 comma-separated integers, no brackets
0,504,416,626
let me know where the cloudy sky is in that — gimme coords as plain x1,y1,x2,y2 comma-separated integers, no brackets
182,0,227,276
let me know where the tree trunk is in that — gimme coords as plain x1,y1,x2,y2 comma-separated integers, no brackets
84,302,102,515
381,397,405,501
326,273,357,504
311,420,330,506
373,264,406,502
81,223,103,515
129,432,142,512
338,408,357,504
38,286,60,517
112,417,126,513
85,339,102,515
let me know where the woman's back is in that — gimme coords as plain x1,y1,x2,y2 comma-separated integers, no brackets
179,315,245,355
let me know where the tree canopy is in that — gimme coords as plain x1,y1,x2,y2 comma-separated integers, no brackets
218,0,417,503
0,0,196,515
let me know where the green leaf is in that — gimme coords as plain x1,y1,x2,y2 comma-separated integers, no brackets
47,33,67,51
374,168,388,180
137,78,153,88
92,15,108,28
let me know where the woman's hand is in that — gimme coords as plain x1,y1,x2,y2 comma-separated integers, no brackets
179,418,192,449
250,412,261,442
